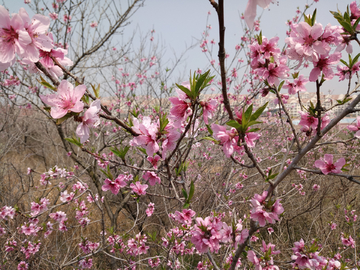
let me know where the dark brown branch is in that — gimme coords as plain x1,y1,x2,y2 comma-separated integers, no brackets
35,62,60,87
211,0,234,120
229,220,258,270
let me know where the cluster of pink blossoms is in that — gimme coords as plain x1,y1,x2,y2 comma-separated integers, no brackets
249,36,289,86
247,240,281,270
40,80,102,143
79,239,100,254
250,191,284,227
102,173,132,195
0,6,52,70
191,215,249,254
298,111,330,134
169,82,218,127
130,116,180,159
30,197,49,217
291,239,341,269
0,6,73,78
285,16,349,81
127,233,149,256
212,121,260,158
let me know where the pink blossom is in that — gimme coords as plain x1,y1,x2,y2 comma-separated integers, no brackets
162,124,180,159
235,228,249,245
102,174,128,195
18,8,53,62
191,217,224,253
90,21,98,28
312,184,320,191
40,80,86,119
244,0,274,30
130,116,159,157
336,61,360,81
350,1,360,20
0,206,16,220
341,234,355,248
247,250,261,269
285,22,326,63
250,191,284,227
314,154,345,175
212,124,240,158
29,33,73,79
78,258,93,269
200,99,218,125
143,171,161,186
76,99,101,143
130,182,148,195
60,190,75,202
273,94,289,105
330,222,337,230
169,87,192,128
147,155,160,169
17,261,28,270
172,209,196,225
283,75,309,95
49,211,67,223
245,132,260,147
309,52,341,82
0,6,32,69
291,253,315,269
49,13,58,20
348,116,360,138
146,202,155,217
260,36,281,60
298,111,318,132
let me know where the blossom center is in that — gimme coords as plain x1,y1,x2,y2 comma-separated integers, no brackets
1,27,19,43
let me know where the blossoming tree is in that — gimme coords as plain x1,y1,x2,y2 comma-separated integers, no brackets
1,0,360,269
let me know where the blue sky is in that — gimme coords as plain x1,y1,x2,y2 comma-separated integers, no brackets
4,0,359,94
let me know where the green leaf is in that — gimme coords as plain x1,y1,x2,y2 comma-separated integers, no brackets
339,20,354,34
226,120,241,129
353,17,360,31
137,147,147,155
250,102,268,121
350,53,360,68
206,124,213,136
65,137,82,147
100,165,114,180
311,9,317,26
343,10,351,23
194,70,211,95
277,81,285,92
188,181,195,201
40,81,56,90
247,128,260,132
182,189,188,200
159,113,169,133
91,84,100,98
340,59,349,67
256,31,263,45
81,94,90,105
56,113,74,125
244,104,253,121
176,83,193,99
201,137,219,144
268,173,278,180
292,72,299,79
110,146,130,160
